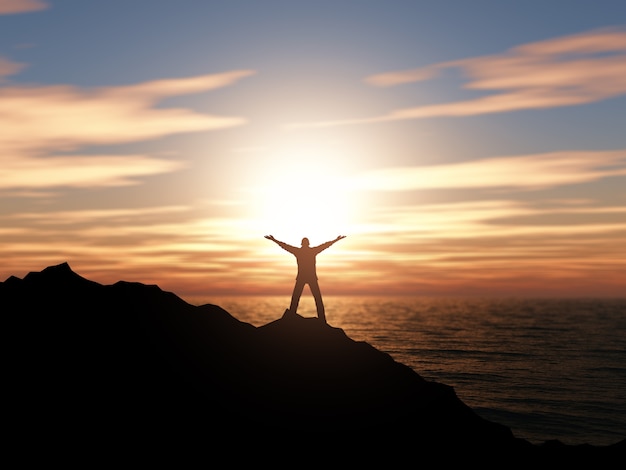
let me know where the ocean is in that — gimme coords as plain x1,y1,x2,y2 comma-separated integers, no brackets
190,295,626,447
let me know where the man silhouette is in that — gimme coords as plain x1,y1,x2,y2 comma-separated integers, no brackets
265,234,346,323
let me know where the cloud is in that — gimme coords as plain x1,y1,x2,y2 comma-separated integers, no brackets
0,154,187,189
2,195,625,297
365,65,441,87
360,199,626,241
292,27,626,127
0,56,26,79
9,205,189,223
0,70,256,190
0,0,48,15
350,149,626,192
0,202,261,292
107,72,256,100
0,70,255,154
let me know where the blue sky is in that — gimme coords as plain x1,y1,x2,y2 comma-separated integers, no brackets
1,0,625,299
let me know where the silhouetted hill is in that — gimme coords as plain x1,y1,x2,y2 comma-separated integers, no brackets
2,263,623,462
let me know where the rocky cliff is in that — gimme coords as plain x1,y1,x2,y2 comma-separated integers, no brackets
2,262,623,462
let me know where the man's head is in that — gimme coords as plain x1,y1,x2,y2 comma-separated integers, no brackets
301,237,310,247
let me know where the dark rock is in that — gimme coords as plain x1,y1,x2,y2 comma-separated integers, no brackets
1,262,622,461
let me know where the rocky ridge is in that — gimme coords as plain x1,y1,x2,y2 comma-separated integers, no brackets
2,262,623,462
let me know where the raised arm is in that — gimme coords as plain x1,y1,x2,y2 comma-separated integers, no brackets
265,235,296,253
315,235,346,252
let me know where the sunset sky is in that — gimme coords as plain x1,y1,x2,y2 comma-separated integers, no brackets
1,0,625,300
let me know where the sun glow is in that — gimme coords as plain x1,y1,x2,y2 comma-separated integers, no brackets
254,167,356,243
248,143,362,244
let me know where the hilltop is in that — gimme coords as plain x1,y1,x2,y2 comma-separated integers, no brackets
2,262,623,462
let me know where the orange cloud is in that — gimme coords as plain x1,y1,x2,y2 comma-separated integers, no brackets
350,149,626,191
0,70,256,190
292,27,626,127
364,65,440,87
0,0,47,14
0,56,25,79
0,154,186,189
0,70,255,154
359,199,626,241
2,196,625,297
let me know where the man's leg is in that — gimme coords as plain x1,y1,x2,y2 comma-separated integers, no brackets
309,281,326,323
289,279,305,315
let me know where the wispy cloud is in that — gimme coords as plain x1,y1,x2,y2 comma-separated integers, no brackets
9,205,189,223
0,0,48,15
0,203,264,293
291,27,626,127
0,70,256,190
2,196,625,296
340,196,626,295
356,199,626,241
0,154,187,189
350,149,626,191
0,56,26,79
0,70,255,154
